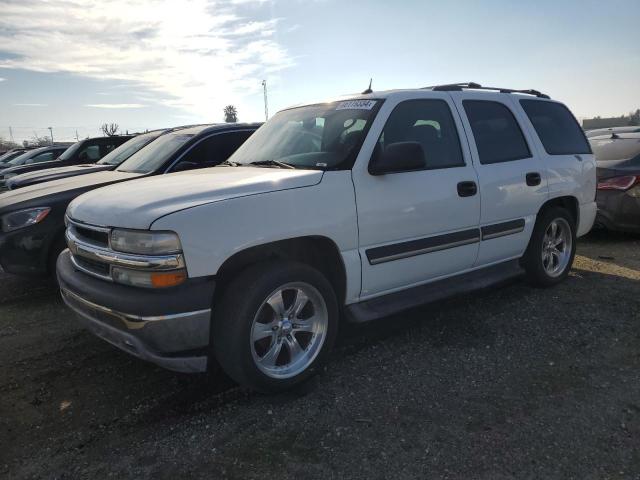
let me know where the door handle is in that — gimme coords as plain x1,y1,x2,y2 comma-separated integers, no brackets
457,181,477,197
526,172,541,187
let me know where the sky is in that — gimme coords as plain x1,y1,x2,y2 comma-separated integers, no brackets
0,0,639,143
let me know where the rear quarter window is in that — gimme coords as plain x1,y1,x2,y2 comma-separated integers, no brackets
520,100,591,155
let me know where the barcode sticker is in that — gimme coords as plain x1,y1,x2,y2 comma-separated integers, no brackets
336,100,377,111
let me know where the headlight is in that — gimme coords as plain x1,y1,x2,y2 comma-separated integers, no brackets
110,229,182,255
1,207,51,232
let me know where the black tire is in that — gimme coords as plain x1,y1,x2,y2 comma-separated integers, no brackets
521,206,576,287
211,261,339,393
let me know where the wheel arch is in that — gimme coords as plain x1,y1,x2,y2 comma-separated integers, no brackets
214,236,348,305
538,195,579,228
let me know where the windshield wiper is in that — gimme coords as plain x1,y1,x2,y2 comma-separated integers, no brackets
248,159,295,169
220,159,241,167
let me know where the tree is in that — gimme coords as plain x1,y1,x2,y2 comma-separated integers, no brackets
224,105,238,123
0,136,18,151
101,123,120,136
628,109,640,126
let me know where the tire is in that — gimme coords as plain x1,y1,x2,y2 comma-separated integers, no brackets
521,206,576,287
211,261,339,393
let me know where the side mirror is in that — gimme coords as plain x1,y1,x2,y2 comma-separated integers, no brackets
172,161,199,172
369,141,426,175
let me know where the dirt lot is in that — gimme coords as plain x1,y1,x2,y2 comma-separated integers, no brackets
1,231,639,479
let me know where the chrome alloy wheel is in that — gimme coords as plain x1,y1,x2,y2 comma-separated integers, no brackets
250,282,328,379
541,217,572,278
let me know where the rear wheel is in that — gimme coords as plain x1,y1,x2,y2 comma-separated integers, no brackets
212,261,338,392
522,206,576,287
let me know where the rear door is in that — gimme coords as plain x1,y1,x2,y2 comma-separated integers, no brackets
353,94,481,298
452,93,548,266
518,99,595,222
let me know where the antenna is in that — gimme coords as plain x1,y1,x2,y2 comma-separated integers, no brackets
262,80,269,121
362,78,373,95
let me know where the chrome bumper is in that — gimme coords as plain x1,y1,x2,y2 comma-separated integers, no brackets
61,288,211,373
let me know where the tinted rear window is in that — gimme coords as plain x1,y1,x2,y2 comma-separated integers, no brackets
520,100,591,155
463,100,531,164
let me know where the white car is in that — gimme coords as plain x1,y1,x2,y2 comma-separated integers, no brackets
58,82,597,392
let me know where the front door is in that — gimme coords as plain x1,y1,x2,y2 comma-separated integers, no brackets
353,95,481,299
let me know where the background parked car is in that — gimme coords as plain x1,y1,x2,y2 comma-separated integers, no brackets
0,145,71,189
0,123,260,277
585,126,640,138
0,148,34,165
591,132,640,233
0,136,131,190
7,130,169,190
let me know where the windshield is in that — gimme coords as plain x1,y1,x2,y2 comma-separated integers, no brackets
98,132,162,166
228,100,381,170
117,132,194,173
57,141,82,161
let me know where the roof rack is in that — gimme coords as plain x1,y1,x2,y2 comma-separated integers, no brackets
425,82,550,99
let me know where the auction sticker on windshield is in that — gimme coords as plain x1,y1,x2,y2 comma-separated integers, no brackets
336,100,377,110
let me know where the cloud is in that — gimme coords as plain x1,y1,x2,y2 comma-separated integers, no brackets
0,0,292,118
13,103,47,106
85,103,146,109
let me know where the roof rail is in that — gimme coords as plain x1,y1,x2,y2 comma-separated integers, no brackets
426,82,550,99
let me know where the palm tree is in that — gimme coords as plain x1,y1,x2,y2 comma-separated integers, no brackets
224,105,238,123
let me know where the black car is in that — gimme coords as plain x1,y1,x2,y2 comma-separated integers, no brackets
0,123,260,277
591,132,640,233
0,148,34,165
0,146,71,189
0,136,131,188
7,130,169,190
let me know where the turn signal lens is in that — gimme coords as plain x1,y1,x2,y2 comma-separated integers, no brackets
597,175,639,191
112,267,187,288
150,271,187,288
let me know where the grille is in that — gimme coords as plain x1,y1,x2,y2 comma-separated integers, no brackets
73,225,109,248
74,255,110,277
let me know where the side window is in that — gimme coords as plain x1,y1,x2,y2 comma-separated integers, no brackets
520,100,591,155
100,141,119,157
31,152,54,163
375,99,465,169
463,100,531,164
84,145,101,160
174,131,254,170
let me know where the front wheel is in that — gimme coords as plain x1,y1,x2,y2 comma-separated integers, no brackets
211,261,338,392
522,206,576,287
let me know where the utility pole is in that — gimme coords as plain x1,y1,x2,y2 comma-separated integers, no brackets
75,130,79,141
262,80,268,121
9,127,14,143
48,127,54,145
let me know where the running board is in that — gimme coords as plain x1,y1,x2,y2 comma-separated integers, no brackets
345,260,523,323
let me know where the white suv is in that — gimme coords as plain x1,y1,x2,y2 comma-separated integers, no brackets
58,83,597,392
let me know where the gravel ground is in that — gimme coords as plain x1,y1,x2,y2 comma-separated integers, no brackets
1,230,639,479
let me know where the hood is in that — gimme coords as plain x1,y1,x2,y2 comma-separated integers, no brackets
8,164,115,189
0,158,66,176
67,166,323,229
0,170,143,212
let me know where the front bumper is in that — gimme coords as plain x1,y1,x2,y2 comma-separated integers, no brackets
57,250,215,373
0,210,65,276
596,190,640,234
